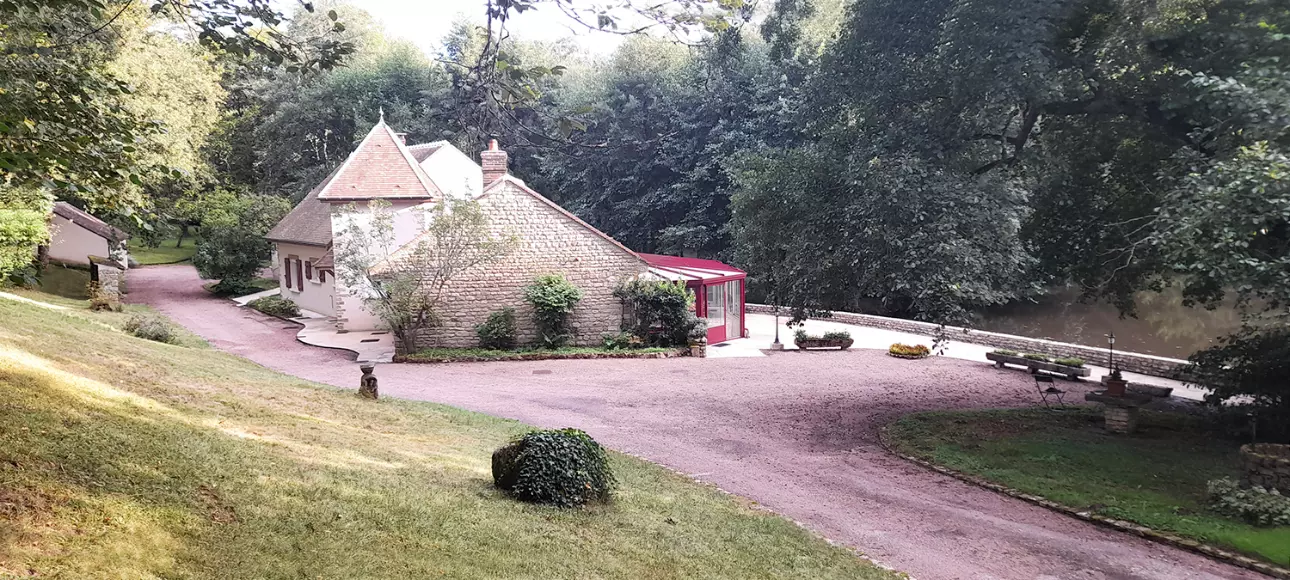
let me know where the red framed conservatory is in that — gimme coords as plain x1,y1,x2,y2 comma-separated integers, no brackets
639,253,746,344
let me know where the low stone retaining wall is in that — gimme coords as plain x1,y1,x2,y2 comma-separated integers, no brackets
747,304,1189,379
1241,444,1290,494
394,349,687,364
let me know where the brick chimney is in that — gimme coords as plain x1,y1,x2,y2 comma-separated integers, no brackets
394,132,407,145
481,139,508,185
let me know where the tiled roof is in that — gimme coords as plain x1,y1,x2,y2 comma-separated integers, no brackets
316,120,443,201
265,166,338,246
407,141,448,162
314,247,334,270
52,202,128,241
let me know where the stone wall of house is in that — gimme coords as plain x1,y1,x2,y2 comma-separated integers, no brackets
406,179,649,350
746,303,1190,378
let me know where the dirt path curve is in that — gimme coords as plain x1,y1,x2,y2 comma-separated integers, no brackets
126,265,1263,580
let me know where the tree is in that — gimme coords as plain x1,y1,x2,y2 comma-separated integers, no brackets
334,199,517,353
0,184,52,282
190,190,289,294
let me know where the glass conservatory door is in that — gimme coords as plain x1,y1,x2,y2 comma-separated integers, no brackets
724,280,741,341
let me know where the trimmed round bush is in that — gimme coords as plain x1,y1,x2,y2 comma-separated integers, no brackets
476,307,518,350
123,314,178,344
248,295,300,318
491,428,615,508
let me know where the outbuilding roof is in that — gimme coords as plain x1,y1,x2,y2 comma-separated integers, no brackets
265,166,339,247
52,202,128,242
639,253,745,284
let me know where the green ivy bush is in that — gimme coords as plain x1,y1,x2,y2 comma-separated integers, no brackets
1022,353,1051,362
491,428,615,508
1053,357,1085,367
523,274,583,347
600,331,640,350
123,314,178,344
248,295,300,318
992,348,1019,356
822,330,852,341
613,279,701,346
1207,477,1290,527
476,307,518,350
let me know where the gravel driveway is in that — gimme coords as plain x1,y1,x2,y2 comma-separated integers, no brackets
126,265,1263,580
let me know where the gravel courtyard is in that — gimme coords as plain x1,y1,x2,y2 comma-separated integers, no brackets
126,264,1262,580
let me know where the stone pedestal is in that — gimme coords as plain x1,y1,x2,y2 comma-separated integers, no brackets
1084,391,1152,435
1103,407,1138,434
1241,443,1290,493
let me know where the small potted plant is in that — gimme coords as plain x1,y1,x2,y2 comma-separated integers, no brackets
1104,366,1128,397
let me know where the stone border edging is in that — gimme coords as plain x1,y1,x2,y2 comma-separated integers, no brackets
748,304,1189,379
876,424,1290,579
394,349,688,364
886,352,929,360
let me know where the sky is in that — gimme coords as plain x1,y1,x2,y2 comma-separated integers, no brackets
347,0,631,57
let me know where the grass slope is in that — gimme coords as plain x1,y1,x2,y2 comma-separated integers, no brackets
129,237,196,265
886,408,1290,566
0,295,898,579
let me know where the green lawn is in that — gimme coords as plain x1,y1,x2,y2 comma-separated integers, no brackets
886,408,1290,566
0,293,898,579
400,345,678,363
129,237,197,265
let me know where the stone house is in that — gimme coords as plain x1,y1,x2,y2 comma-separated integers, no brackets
266,118,649,349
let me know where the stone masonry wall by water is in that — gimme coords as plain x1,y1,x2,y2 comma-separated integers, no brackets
746,304,1189,378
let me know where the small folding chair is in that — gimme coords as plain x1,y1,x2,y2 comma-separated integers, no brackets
1035,374,1066,408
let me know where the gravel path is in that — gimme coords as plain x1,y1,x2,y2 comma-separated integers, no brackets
126,265,1263,580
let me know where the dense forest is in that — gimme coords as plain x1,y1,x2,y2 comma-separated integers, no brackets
2,0,1287,426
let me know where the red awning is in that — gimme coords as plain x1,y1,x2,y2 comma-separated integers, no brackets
639,253,745,284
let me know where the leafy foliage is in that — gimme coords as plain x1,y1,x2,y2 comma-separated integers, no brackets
1053,357,1085,368
191,191,289,293
491,428,615,508
248,295,300,319
614,279,701,346
1207,477,1290,528
523,274,583,348
476,307,519,350
0,185,51,280
992,349,1019,357
1186,327,1290,442
1022,353,1052,362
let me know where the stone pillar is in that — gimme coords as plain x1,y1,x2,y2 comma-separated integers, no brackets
1104,406,1138,434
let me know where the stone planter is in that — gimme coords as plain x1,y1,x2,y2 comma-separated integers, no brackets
1104,377,1128,397
1241,443,1290,493
887,352,929,360
986,352,1092,380
689,342,707,358
795,338,854,350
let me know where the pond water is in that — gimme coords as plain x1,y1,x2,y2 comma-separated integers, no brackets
972,286,1243,359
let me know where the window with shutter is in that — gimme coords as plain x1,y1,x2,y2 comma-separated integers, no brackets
283,258,292,288
295,260,304,291
305,260,313,281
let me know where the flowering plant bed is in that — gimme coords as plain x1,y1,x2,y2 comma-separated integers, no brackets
888,343,930,359
395,346,685,363
794,329,853,350
986,351,1091,380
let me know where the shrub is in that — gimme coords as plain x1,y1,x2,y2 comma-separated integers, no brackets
523,274,583,348
889,343,930,357
794,329,810,342
1022,353,1051,362
123,314,178,344
601,331,640,350
686,315,708,344
248,295,300,318
822,330,852,341
613,279,699,347
491,428,615,508
1053,357,1085,367
1207,477,1290,527
476,307,518,350
992,348,1019,356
